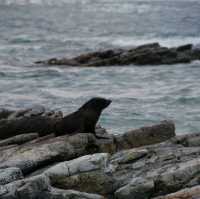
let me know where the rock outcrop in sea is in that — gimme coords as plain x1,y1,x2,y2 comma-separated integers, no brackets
0,107,200,199
35,43,200,67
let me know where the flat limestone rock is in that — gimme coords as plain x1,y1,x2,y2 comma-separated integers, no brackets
45,153,109,180
44,153,114,196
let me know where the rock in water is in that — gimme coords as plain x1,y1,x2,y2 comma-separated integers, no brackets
35,43,200,67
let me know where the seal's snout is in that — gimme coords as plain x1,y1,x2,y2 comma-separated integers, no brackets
105,99,112,107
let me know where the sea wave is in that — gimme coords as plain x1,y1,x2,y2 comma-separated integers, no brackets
1,0,200,6
111,36,200,48
0,0,91,6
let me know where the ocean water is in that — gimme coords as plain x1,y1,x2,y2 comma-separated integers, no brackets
0,0,200,134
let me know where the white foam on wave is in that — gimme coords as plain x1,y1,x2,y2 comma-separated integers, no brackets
1,0,59,5
0,0,91,6
88,3,153,14
2,0,200,5
111,36,200,48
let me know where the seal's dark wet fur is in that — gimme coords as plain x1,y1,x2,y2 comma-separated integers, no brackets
55,97,111,137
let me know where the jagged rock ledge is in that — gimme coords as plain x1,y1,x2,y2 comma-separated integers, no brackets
0,107,200,199
35,43,200,67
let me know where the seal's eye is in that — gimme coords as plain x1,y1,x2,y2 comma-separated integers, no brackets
105,99,112,107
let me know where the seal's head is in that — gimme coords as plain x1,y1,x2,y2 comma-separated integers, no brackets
80,97,112,112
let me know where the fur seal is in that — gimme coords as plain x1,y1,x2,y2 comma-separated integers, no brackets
55,97,111,137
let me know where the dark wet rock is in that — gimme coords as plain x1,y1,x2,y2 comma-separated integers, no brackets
35,43,200,67
0,107,62,140
176,44,193,52
0,109,14,120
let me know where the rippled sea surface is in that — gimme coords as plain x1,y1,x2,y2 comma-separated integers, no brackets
1,0,200,134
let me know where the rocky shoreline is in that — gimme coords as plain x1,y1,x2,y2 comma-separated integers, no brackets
35,43,200,67
0,107,200,198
